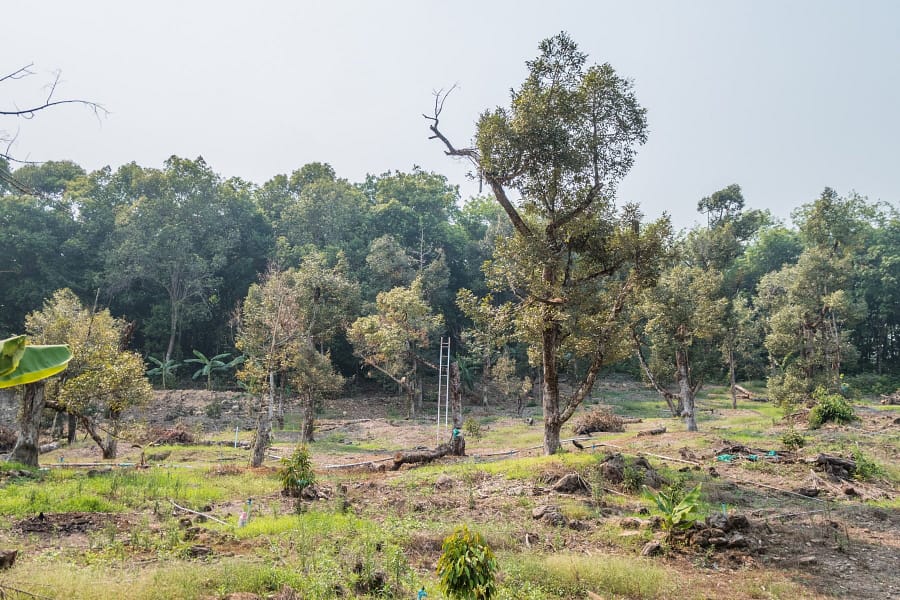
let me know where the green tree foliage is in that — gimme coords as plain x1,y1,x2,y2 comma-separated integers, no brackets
25,289,152,459
0,193,79,334
107,156,270,361
634,265,727,431
348,278,443,418
429,32,670,453
759,189,869,407
436,525,498,600
237,255,356,464
456,289,517,407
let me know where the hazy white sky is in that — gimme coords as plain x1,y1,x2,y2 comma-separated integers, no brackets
3,1,898,228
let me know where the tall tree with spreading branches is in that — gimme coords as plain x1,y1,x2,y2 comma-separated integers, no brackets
426,32,670,453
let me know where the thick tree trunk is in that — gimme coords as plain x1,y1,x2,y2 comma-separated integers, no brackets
676,349,697,432
9,382,46,467
542,320,562,455
300,393,315,444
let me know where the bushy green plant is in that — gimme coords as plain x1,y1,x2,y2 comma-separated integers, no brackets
643,483,703,535
851,447,886,482
622,465,644,493
463,416,483,440
436,525,498,600
808,387,856,429
278,445,315,496
781,427,806,450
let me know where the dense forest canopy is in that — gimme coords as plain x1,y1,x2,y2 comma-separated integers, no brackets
2,156,897,382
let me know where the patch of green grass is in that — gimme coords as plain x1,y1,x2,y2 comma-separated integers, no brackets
504,552,672,599
0,466,277,516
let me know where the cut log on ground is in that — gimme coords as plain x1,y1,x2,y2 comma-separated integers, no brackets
880,391,900,405
39,441,60,454
391,443,452,470
636,426,666,437
814,453,856,479
733,385,753,399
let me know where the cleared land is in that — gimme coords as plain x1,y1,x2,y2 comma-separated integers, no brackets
0,378,897,599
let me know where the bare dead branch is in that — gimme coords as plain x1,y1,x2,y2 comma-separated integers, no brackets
1,64,108,165
0,63,35,84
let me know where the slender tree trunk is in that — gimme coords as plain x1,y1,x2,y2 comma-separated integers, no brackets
67,413,77,444
449,362,465,456
166,297,179,363
413,359,424,413
51,411,63,439
729,348,737,409
482,352,491,407
250,371,274,467
276,385,285,430
676,349,697,432
76,414,114,459
300,392,315,443
9,382,46,467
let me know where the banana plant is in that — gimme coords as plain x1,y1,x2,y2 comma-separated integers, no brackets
146,356,181,389
184,350,244,390
0,335,72,389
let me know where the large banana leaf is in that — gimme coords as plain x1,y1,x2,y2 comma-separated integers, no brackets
0,335,27,378
0,343,72,389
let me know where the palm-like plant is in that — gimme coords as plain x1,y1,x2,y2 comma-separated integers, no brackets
184,350,245,390
146,355,181,389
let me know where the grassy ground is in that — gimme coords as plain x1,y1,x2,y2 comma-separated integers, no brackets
0,380,897,599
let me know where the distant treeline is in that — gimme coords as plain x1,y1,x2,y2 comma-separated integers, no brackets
1,157,898,392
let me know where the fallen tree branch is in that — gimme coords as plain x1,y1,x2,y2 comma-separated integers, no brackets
168,499,229,526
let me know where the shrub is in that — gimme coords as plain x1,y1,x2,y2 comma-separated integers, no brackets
436,525,498,600
851,447,886,482
622,465,644,493
643,483,703,535
278,445,315,496
463,417,483,440
808,387,856,429
781,427,806,450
